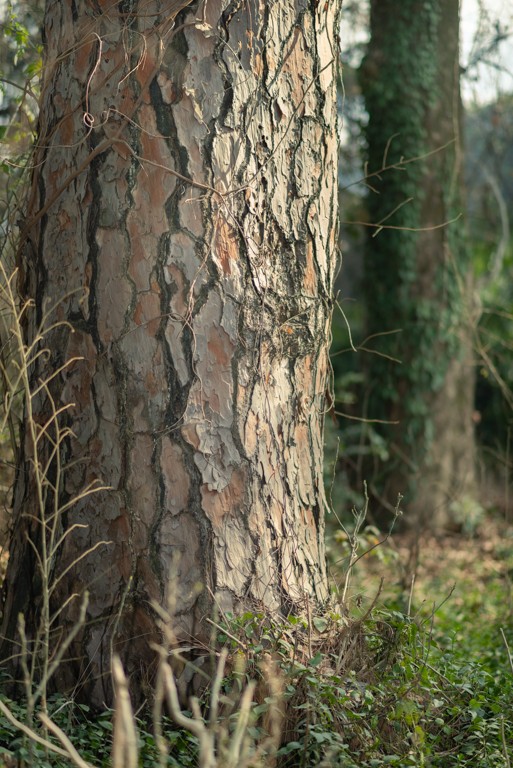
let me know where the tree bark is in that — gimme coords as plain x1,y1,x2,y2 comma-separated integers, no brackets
360,0,476,528
0,0,341,705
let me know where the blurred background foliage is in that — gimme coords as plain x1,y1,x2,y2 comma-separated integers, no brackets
330,0,513,530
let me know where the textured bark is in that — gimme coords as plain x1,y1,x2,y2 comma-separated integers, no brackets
361,0,476,528
0,0,341,704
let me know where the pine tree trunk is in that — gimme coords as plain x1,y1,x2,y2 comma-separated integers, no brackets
361,0,476,527
0,0,341,705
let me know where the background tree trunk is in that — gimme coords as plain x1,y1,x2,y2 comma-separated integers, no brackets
0,0,341,705
360,0,476,528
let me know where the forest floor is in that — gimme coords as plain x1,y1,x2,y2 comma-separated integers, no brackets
335,507,513,648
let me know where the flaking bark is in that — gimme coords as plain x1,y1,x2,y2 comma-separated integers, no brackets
0,0,341,704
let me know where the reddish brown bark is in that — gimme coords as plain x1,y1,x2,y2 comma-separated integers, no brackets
0,0,341,704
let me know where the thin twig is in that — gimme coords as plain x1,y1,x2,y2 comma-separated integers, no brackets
0,699,96,768
111,656,139,768
39,713,98,768
500,627,513,676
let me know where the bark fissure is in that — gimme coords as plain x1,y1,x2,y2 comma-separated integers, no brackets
0,0,341,705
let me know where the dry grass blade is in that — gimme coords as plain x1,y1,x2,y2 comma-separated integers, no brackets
33,592,89,706
111,655,139,768
0,699,97,768
39,713,98,768
162,659,216,768
226,679,257,768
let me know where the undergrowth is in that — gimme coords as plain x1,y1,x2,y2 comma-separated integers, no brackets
0,470,512,767
1,545,513,767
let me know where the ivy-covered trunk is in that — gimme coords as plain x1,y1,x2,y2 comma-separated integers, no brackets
0,0,341,705
360,0,476,527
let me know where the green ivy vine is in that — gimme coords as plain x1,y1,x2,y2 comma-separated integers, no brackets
359,0,471,502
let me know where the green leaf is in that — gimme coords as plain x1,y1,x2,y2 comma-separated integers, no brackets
313,616,329,633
